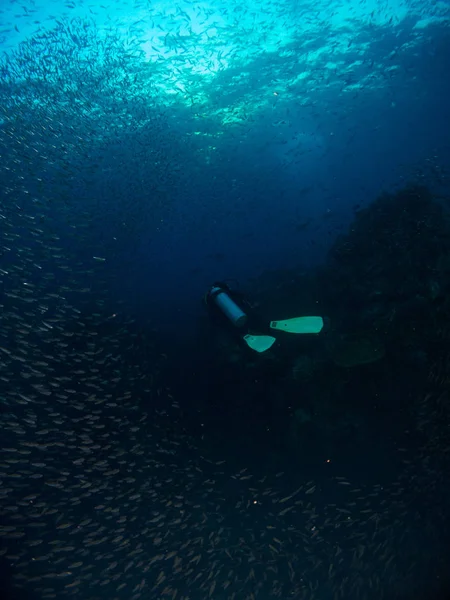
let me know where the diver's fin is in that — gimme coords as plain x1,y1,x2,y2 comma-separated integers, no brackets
243,334,276,353
270,316,324,334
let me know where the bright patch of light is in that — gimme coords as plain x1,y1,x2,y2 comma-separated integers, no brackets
0,0,448,135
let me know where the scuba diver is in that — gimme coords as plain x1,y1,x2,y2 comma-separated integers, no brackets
204,281,324,353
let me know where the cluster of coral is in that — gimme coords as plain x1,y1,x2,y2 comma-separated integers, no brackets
201,185,450,466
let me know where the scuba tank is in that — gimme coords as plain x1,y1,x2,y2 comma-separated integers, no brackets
205,283,276,353
206,283,248,328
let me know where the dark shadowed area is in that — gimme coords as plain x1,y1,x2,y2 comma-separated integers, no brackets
1,1,450,599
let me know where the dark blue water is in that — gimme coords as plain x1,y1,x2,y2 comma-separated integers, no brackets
1,1,450,599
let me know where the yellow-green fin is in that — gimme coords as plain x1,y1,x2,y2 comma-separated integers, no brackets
270,316,323,334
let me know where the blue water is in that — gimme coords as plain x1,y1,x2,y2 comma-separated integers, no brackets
1,0,450,599
2,0,448,334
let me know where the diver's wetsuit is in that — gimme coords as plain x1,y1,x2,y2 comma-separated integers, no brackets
205,283,271,348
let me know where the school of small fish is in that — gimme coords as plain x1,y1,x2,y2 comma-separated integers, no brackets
1,1,449,599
